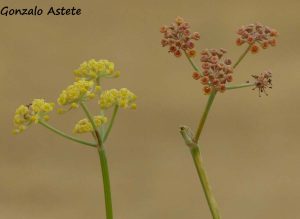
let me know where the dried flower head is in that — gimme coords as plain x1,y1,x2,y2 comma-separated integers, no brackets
13,99,55,134
99,88,137,110
236,23,278,53
160,16,200,58
251,70,272,96
73,115,107,134
57,79,99,113
74,59,120,81
196,48,233,94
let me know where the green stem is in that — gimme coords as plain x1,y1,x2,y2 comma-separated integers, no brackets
190,146,220,219
38,120,96,147
184,51,200,72
193,45,253,143
233,44,252,69
226,83,255,90
103,105,119,142
193,90,217,143
79,102,113,219
98,147,113,219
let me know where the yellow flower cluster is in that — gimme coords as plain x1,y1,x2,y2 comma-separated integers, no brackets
74,59,120,81
99,88,137,110
57,79,99,111
73,115,107,134
13,99,55,134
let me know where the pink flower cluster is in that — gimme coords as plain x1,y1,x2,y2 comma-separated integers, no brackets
160,16,200,58
236,23,278,54
193,49,233,94
160,17,278,97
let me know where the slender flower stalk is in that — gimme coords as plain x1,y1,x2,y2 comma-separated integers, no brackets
80,102,103,146
226,83,255,90
233,44,252,69
103,105,119,142
160,17,278,219
184,50,200,72
39,120,96,147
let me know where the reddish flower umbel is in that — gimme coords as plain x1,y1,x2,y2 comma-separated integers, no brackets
252,70,272,96
193,49,233,94
160,16,200,58
236,23,278,54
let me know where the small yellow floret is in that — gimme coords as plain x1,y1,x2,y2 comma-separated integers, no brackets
131,103,137,110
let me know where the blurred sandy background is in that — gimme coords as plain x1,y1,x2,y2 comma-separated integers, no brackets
0,0,299,218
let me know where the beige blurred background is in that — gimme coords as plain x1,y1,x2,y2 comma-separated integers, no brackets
1,0,299,218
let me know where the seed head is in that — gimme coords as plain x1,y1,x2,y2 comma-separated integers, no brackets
251,70,272,96
160,16,200,58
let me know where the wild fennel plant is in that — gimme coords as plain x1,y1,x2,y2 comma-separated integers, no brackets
160,17,277,219
13,59,137,219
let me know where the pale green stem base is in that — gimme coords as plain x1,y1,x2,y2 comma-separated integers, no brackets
98,147,113,219
190,146,220,219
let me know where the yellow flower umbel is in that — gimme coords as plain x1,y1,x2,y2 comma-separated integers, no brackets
57,79,99,112
12,58,137,219
13,99,55,134
99,88,137,110
73,115,108,134
74,59,120,82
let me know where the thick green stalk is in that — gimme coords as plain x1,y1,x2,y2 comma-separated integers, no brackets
98,147,113,219
190,146,220,219
38,120,96,147
80,102,113,219
193,90,217,143
103,105,119,142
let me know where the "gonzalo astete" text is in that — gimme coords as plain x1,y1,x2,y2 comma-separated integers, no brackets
0,6,81,16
